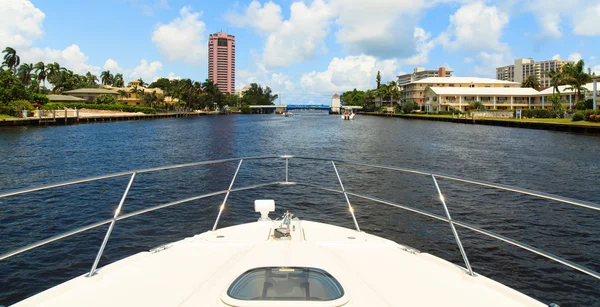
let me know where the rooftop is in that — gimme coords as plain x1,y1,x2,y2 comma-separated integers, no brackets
63,88,119,95
427,87,540,96
537,83,596,95
414,77,519,85
46,94,86,102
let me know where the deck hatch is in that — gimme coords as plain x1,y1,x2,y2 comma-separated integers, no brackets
227,267,344,301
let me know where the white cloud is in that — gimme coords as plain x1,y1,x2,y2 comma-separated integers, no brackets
552,54,561,60
129,59,163,81
271,73,295,92
398,27,435,66
526,0,600,38
20,44,100,75
464,57,473,64
300,55,399,93
473,52,510,77
568,52,582,62
152,6,206,66
260,0,334,68
330,0,427,58
0,0,45,49
225,1,282,32
103,59,123,72
439,2,509,53
127,0,169,16
167,72,181,80
573,3,600,36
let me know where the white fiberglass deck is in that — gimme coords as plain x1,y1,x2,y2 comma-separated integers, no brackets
14,218,545,307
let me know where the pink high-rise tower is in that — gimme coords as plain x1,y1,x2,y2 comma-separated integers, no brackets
208,32,235,94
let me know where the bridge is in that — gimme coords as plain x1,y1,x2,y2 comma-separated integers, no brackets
248,104,362,114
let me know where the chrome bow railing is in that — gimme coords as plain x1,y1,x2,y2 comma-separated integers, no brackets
0,155,598,281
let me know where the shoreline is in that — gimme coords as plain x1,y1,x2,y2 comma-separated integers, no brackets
362,113,600,135
0,111,228,127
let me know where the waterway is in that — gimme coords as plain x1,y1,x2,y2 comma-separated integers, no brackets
1,112,599,306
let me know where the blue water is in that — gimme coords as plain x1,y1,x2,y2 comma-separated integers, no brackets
1,112,599,306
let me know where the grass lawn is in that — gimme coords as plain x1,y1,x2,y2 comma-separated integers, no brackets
0,114,15,119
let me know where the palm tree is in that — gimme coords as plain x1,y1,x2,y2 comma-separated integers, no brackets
2,47,20,71
86,71,99,87
34,62,47,90
563,60,592,102
546,69,564,94
129,85,138,98
117,89,127,99
46,62,66,82
113,73,124,87
137,78,147,87
100,70,114,86
388,81,399,106
17,63,34,86
521,75,541,89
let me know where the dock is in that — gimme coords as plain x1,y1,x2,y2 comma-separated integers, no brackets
0,111,217,127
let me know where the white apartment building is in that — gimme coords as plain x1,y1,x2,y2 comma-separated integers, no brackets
496,58,574,88
397,67,453,87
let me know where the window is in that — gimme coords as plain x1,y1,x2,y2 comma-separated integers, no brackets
227,267,344,301
218,38,228,46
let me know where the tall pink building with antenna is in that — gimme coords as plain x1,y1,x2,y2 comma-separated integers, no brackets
208,32,235,94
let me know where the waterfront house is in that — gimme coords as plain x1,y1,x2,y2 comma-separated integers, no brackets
46,94,86,103
404,77,519,110
103,80,165,106
62,88,119,102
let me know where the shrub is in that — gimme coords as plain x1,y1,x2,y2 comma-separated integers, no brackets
590,114,597,122
520,109,562,118
94,94,118,105
401,101,419,114
574,100,587,111
572,112,584,121
50,103,157,114
31,93,50,105
240,104,251,114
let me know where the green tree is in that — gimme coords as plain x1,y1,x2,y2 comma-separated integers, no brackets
548,93,565,112
563,60,592,102
100,70,113,86
241,83,278,106
17,63,34,86
388,81,399,106
137,78,147,87
94,94,118,104
2,47,20,71
34,62,47,90
521,75,541,89
376,71,381,89
113,73,124,87
401,101,419,113
46,62,65,81
546,69,564,94
86,71,99,87
0,70,30,105
467,101,485,110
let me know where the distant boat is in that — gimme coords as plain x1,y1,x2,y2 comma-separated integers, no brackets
341,111,355,120
284,111,293,117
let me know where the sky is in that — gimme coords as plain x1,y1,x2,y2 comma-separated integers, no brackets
2,0,600,104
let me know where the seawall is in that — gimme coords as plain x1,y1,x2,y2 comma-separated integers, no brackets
362,113,600,135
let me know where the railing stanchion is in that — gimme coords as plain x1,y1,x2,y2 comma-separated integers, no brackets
212,159,244,231
87,172,136,277
431,175,474,276
331,161,361,232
